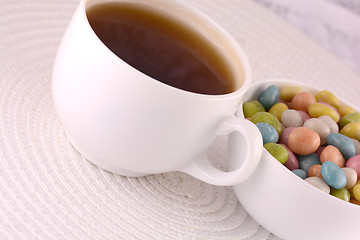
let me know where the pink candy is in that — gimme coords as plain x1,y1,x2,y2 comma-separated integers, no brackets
346,155,360,178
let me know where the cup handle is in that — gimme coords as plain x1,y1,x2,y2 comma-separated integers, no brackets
180,115,263,186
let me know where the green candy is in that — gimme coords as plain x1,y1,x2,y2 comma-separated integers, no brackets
251,112,282,135
339,112,360,129
264,143,289,164
330,188,350,202
243,100,265,118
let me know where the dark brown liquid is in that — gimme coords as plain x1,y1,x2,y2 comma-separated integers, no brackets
87,2,235,95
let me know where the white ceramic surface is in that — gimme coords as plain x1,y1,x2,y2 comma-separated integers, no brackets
232,79,360,240
52,0,263,186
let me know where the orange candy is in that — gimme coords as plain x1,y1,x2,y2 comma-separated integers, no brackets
288,127,321,155
320,145,345,167
291,92,316,113
308,164,322,178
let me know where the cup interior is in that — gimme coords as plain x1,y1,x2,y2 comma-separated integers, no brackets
83,0,251,96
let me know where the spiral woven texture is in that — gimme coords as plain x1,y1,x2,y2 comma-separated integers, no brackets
0,0,359,239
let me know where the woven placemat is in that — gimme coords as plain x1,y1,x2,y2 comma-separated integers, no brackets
1,0,359,239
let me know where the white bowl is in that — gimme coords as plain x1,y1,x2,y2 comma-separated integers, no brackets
231,79,360,240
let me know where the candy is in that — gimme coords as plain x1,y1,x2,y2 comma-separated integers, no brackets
315,90,340,109
303,118,330,145
268,102,288,121
291,92,316,113
352,138,360,155
338,104,356,117
327,133,356,159
308,102,340,123
243,100,265,118
288,127,320,155
317,115,339,133
298,153,321,174
305,177,330,193
244,84,360,205
255,122,279,144
280,86,302,101
319,145,345,167
345,155,360,178
315,145,326,157
281,109,303,128
339,112,360,129
292,169,307,179
330,188,350,202
251,112,282,135
281,144,298,170
340,122,360,141
258,85,280,111
342,167,358,189
308,164,322,178
349,180,360,198
297,110,310,124
263,143,288,164
279,127,295,146
321,161,346,189
352,184,360,201
350,198,360,205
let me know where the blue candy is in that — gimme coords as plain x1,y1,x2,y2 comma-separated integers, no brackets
321,161,346,189
258,85,280,111
327,133,356,159
292,169,307,179
255,122,279,144
298,153,321,175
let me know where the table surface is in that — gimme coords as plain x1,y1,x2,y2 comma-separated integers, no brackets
0,0,359,239
255,0,360,75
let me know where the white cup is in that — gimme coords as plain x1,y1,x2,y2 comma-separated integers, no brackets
52,0,262,186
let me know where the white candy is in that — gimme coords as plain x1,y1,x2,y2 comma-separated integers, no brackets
318,115,339,133
305,177,330,194
303,118,330,145
281,109,302,128
343,167,358,189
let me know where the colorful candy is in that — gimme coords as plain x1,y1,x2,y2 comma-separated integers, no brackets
330,188,350,201
251,112,282,135
327,133,356,160
258,85,279,111
320,145,345,167
305,177,330,193
243,84,360,205
303,118,330,145
269,103,288,121
243,100,265,118
263,143,288,164
308,102,340,122
281,109,303,128
255,122,279,144
340,122,360,141
339,112,360,129
288,127,320,155
321,161,346,189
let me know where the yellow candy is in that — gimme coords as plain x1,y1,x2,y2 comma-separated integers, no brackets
315,90,340,108
350,180,360,198
308,103,340,122
338,104,356,117
280,86,302,101
340,122,360,141
353,184,360,201
268,102,288,121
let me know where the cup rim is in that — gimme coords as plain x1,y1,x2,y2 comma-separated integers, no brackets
79,0,252,100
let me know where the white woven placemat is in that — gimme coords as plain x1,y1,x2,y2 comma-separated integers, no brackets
1,0,359,239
